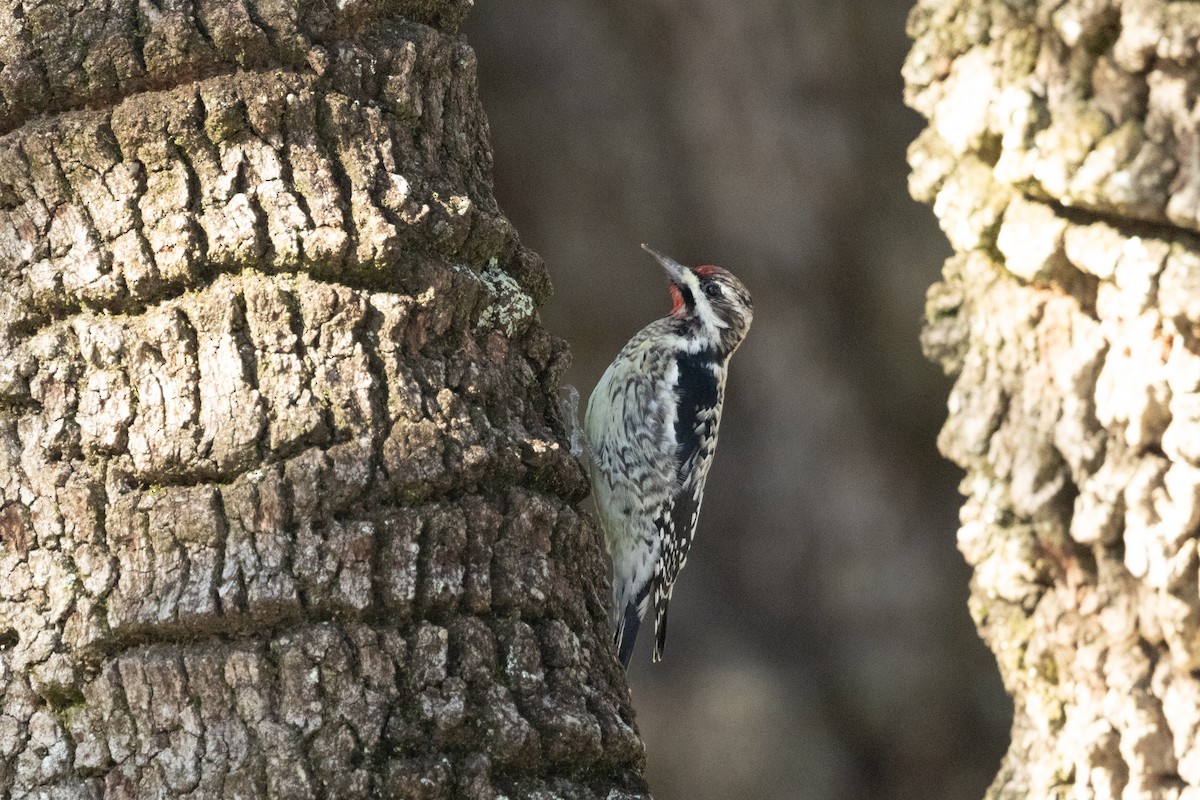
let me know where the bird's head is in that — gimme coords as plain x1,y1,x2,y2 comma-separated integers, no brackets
643,243,753,356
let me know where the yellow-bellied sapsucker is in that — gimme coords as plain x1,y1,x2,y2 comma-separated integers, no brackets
585,244,753,667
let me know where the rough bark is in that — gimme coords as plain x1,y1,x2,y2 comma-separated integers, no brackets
0,1,649,798
906,1,1200,798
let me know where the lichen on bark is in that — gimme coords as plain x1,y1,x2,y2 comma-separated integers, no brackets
0,1,649,797
908,1,1200,798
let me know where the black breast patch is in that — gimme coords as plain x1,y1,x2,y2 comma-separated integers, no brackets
662,351,721,577
674,351,720,472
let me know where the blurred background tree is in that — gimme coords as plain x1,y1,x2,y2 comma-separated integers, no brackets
905,0,1200,797
468,3,1010,799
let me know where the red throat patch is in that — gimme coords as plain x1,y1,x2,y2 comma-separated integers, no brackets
670,285,687,317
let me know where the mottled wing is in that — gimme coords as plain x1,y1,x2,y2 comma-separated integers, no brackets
585,323,681,664
584,327,680,548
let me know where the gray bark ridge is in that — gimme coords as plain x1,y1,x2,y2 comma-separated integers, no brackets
0,1,650,798
908,1,1200,799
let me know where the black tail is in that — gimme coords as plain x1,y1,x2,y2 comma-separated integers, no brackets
616,601,642,668
652,596,670,662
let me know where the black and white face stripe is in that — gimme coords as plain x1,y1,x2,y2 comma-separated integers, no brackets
676,283,696,314
641,244,754,356
686,271,753,354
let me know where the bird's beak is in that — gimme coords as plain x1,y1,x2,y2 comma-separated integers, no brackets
641,243,690,287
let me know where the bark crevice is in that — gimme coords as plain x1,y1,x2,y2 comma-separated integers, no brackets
0,1,649,797
909,1,1200,797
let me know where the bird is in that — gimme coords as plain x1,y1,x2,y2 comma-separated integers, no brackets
585,244,753,668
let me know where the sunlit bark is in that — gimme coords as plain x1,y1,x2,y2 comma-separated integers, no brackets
0,2,649,796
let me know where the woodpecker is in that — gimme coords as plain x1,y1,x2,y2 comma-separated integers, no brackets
585,244,753,667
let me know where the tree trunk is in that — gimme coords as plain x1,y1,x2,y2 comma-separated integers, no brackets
0,2,649,797
907,1,1200,798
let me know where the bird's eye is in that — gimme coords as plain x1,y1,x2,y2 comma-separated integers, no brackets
703,282,722,299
